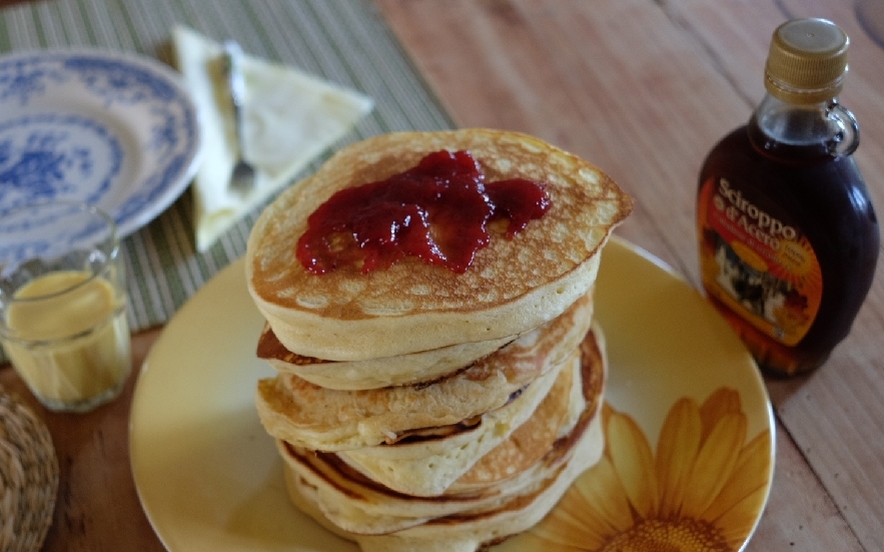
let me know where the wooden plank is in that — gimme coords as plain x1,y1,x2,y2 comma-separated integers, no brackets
376,0,745,278
0,328,166,552
670,2,884,550
375,0,880,549
748,419,864,551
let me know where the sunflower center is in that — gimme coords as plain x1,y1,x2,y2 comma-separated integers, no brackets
598,517,732,552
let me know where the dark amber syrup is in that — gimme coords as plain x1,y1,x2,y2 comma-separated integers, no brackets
698,121,879,375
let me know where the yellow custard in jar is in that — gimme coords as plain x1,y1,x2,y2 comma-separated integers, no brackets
4,270,130,406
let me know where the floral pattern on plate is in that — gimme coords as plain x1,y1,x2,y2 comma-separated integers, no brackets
0,49,201,237
516,387,772,552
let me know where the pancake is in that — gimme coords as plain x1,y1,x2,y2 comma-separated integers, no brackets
448,321,605,494
282,413,602,540
280,387,603,551
257,323,518,390
255,291,593,451
336,347,578,497
246,129,632,361
274,325,606,546
339,322,605,497
258,286,593,391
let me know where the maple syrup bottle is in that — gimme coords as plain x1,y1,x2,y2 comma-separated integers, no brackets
697,18,880,376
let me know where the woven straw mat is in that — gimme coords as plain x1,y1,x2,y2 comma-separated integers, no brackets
0,387,59,552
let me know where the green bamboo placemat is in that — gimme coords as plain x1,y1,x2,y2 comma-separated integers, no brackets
0,0,454,344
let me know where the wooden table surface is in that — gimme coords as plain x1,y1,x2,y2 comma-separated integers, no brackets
1,0,882,551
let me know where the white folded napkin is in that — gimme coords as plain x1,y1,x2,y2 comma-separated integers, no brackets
172,25,374,251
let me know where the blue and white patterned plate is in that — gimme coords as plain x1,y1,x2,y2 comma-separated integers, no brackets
0,48,201,237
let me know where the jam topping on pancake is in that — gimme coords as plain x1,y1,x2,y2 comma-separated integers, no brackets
296,149,550,275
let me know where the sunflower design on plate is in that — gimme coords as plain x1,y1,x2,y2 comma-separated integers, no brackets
517,387,772,552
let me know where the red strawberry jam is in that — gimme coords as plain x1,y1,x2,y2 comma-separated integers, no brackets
296,150,550,274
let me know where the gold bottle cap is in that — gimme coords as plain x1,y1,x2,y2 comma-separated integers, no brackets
765,18,849,104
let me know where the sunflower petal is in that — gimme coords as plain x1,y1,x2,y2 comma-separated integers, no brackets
704,430,773,523
655,397,702,518
514,528,592,551
607,410,658,518
526,458,627,550
717,485,772,547
568,458,635,538
545,492,610,548
600,403,616,461
681,412,747,518
699,388,742,442
527,509,605,549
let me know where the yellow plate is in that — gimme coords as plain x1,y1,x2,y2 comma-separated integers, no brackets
130,236,774,551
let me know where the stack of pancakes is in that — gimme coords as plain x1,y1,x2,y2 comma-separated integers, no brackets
246,129,632,551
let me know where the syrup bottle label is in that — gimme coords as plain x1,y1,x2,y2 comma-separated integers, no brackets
698,176,822,345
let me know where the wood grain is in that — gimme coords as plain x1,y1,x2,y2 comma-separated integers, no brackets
1,0,882,550
375,1,884,550
0,328,165,552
